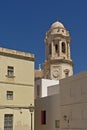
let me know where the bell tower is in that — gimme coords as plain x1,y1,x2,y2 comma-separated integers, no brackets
43,21,73,80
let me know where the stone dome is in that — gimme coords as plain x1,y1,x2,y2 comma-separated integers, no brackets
51,21,64,29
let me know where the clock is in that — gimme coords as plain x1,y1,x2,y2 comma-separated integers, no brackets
52,68,60,78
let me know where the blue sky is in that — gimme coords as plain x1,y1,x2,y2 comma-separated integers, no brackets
0,0,87,74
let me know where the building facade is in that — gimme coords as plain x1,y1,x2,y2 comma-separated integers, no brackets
43,21,73,80
35,94,60,130
0,47,34,130
60,72,87,130
35,21,73,80
35,71,87,130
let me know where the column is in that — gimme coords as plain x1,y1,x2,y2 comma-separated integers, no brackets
67,43,70,59
51,41,54,58
59,40,61,57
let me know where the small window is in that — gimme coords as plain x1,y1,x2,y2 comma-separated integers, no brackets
7,66,14,77
7,91,13,100
41,111,46,125
4,114,13,130
62,42,66,53
64,69,69,78
55,120,60,128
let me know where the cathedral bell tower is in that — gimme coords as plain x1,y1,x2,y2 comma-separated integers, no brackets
43,21,73,80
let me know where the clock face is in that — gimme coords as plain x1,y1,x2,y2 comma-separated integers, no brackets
52,68,60,78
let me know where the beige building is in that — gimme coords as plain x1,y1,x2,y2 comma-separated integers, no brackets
35,21,73,80
43,21,73,80
0,47,34,130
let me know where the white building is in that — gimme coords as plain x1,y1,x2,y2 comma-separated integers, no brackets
35,78,59,98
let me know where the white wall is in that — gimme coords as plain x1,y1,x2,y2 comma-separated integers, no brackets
42,79,59,97
35,78,59,99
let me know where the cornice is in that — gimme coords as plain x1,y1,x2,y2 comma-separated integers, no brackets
46,59,74,66
0,47,35,61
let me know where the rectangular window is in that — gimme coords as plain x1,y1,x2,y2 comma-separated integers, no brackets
7,66,14,77
7,91,13,100
4,114,13,130
41,111,46,124
55,120,60,128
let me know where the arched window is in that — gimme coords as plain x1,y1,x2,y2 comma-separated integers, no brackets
55,44,58,53
62,42,66,53
49,44,52,54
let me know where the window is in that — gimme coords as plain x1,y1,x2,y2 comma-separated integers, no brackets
41,111,46,124
62,42,66,53
65,71,69,77
64,69,69,78
62,30,64,33
4,114,13,130
55,120,60,128
7,91,13,100
7,66,14,77
55,44,58,53
49,44,52,55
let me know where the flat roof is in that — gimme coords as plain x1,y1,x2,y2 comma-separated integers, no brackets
60,71,87,84
0,47,34,61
